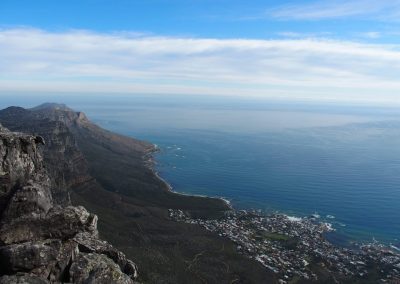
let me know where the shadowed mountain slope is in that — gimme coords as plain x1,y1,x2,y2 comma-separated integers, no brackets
0,104,276,283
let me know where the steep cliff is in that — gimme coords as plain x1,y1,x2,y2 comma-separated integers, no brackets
0,124,138,283
0,106,92,205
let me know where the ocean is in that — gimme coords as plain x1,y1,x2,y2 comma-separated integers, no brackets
1,94,400,245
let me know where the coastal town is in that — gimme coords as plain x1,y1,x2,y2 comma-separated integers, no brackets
169,209,400,283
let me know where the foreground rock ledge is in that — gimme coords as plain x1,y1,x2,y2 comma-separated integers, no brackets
0,124,138,283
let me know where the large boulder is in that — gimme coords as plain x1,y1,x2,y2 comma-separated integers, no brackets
0,240,61,275
0,206,97,245
69,253,134,284
73,232,138,279
1,182,53,222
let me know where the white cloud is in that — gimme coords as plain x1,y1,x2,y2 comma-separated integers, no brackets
268,0,400,21
1,28,400,104
276,31,333,39
360,32,381,39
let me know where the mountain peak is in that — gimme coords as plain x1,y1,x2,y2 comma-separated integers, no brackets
31,103,72,111
1,106,28,114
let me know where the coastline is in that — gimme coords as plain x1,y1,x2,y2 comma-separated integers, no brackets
145,144,344,240
146,143,398,247
151,141,398,281
145,144,233,210
146,144,337,227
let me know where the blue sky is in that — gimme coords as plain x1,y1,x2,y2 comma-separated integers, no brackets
2,0,400,41
1,0,400,104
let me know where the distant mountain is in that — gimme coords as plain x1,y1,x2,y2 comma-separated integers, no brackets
30,102,72,111
0,104,274,283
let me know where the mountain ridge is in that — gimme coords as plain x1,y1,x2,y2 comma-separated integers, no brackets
0,104,274,283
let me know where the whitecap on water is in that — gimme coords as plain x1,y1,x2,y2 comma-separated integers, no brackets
323,222,335,232
390,245,400,252
286,216,302,222
311,212,320,219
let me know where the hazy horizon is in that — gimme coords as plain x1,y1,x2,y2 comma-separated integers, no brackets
2,0,400,104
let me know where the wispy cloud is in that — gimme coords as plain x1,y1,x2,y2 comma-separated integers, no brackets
276,31,333,39
359,31,381,39
1,28,400,104
268,0,400,21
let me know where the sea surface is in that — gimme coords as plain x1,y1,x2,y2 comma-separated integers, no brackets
1,94,400,245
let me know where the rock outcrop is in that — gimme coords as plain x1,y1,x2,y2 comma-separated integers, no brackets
0,124,138,283
0,106,93,205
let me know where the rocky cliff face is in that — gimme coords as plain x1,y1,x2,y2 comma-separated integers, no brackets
0,124,138,283
0,106,92,205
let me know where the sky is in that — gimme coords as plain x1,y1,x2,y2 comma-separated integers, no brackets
1,0,400,105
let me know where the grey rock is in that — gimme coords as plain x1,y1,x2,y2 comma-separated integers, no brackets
0,131,46,200
73,232,138,279
47,239,79,282
0,240,61,274
0,125,138,283
34,136,45,146
2,182,53,221
0,206,97,245
69,253,134,284
0,273,49,284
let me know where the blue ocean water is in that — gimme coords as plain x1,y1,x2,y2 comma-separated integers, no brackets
1,94,399,244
